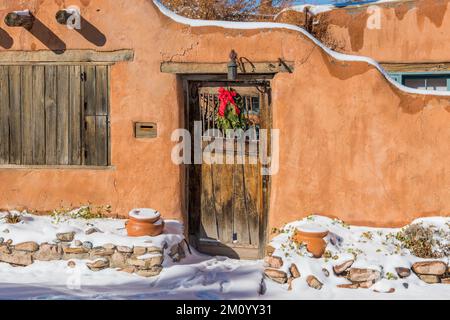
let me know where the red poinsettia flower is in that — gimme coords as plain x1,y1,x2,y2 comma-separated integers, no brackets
218,87,240,117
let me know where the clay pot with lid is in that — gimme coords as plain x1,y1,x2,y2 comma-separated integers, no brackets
126,208,165,237
292,224,329,258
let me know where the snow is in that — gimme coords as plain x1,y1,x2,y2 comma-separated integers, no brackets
0,211,181,248
0,211,449,299
284,0,406,15
153,0,450,97
296,223,328,234
137,253,163,260
128,208,160,221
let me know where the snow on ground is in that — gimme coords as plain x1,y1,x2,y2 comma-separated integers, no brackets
0,211,448,300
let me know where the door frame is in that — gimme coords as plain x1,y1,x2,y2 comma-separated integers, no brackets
181,74,273,259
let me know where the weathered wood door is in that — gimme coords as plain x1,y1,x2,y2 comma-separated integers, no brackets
188,81,271,259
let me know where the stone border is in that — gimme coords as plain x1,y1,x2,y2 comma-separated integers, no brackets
0,232,186,278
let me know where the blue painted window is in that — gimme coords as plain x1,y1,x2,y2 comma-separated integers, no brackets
388,72,450,91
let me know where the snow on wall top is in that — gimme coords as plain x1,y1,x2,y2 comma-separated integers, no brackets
286,0,407,15
153,0,450,97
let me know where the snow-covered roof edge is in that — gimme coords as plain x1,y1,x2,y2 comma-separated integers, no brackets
153,0,450,97
281,0,408,16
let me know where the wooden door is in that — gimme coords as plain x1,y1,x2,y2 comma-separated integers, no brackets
188,81,271,259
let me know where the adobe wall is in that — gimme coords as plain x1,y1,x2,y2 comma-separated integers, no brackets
0,0,449,231
277,0,450,63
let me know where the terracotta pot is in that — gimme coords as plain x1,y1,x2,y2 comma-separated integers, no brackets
126,216,165,237
292,228,329,258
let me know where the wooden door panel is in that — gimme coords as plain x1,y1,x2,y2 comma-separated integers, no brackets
192,82,270,258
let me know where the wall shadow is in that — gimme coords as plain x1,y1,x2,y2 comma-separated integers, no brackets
29,18,66,54
78,17,106,47
0,28,13,49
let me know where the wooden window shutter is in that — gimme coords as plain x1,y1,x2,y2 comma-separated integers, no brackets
0,64,110,167
82,65,110,166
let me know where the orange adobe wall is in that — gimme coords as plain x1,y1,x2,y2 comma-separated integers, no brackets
277,0,450,62
0,0,448,233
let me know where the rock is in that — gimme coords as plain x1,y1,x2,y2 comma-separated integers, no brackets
287,277,294,291
0,251,33,266
346,268,381,283
119,266,136,274
0,245,11,254
90,247,115,259
117,246,133,253
441,278,450,284
333,260,354,275
5,239,12,246
403,283,409,289
133,246,147,255
127,254,164,269
136,266,163,277
146,246,163,254
85,227,102,235
110,251,129,269
289,263,301,278
14,241,39,252
0,237,4,244
86,258,109,271
337,283,359,289
358,280,375,289
412,261,447,276
265,245,275,257
102,243,116,251
56,232,75,242
63,253,90,260
322,268,330,277
417,274,441,284
374,288,395,294
264,268,288,284
306,275,323,290
3,229,9,233
265,255,283,269
168,243,185,262
73,240,82,247
82,241,93,250
33,243,62,261
395,267,411,278
67,260,76,268
63,247,89,254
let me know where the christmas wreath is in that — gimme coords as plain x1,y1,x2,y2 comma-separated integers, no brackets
216,87,246,131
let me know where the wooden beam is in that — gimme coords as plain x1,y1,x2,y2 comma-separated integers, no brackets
161,61,295,74
381,62,450,73
4,11,35,30
0,50,134,64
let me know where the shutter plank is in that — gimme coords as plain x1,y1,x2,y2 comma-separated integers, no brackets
56,66,69,165
69,66,82,165
8,66,21,164
84,115,96,165
21,66,33,165
84,65,96,116
95,66,108,116
45,66,57,164
95,115,108,166
32,66,45,164
0,66,9,164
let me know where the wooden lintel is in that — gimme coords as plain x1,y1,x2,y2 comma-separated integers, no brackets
161,61,295,74
0,50,134,64
381,62,450,73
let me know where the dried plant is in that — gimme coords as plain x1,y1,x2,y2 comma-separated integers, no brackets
395,223,448,258
2,212,22,224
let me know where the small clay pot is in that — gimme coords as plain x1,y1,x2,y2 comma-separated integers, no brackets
126,216,165,237
292,227,329,258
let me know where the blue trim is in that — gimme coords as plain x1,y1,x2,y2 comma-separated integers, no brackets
388,71,450,90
